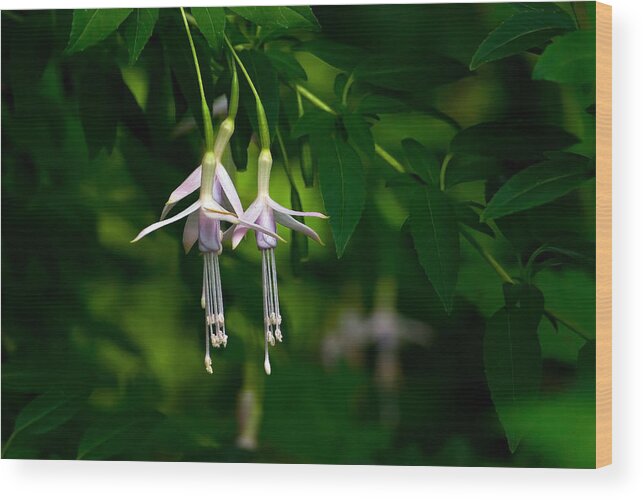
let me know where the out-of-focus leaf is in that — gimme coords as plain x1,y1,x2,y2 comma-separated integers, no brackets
192,7,226,52
229,6,320,31
266,49,307,81
402,138,440,187
470,9,576,69
334,73,349,100
230,110,251,171
533,30,596,85
65,8,133,54
482,155,593,221
355,54,469,91
77,413,163,460
455,204,494,238
12,391,84,437
238,50,280,138
342,113,374,158
484,284,544,452
295,39,368,70
450,122,578,161
159,11,214,139
318,137,365,257
358,95,412,115
290,186,309,275
513,2,567,14
444,154,502,188
292,110,335,187
121,8,159,65
291,110,336,138
77,59,123,157
407,184,460,313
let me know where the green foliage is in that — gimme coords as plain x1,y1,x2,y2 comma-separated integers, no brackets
407,184,460,313
482,153,594,221
484,284,544,452
2,3,597,466
66,8,133,54
121,9,159,65
533,29,596,85
229,6,320,31
191,7,226,53
317,137,366,257
470,8,576,69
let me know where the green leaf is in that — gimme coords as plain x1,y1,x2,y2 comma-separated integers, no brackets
470,10,576,70
533,30,596,85
318,137,366,257
191,7,226,52
407,184,460,313
296,39,367,70
13,391,83,437
450,122,578,161
266,49,307,81
77,413,162,460
121,8,159,65
229,6,320,31
357,95,412,115
159,11,214,140
290,186,309,275
355,54,469,92
342,113,374,158
444,154,502,188
484,284,544,452
238,50,280,138
455,204,494,238
482,155,593,221
402,139,440,187
66,8,133,54
292,110,335,187
77,59,124,157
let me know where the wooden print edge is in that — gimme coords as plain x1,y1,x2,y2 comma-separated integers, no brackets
595,1,612,469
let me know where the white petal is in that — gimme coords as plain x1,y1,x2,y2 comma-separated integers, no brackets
132,201,201,243
274,211,323,244
231,198,264,249
161,166,202,220
215,164,244,216
267,198,327,219
182,210,200,254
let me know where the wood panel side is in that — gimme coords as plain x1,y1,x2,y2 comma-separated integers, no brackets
595,1,612,469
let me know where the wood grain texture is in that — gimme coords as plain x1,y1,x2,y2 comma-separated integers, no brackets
595,1,612,469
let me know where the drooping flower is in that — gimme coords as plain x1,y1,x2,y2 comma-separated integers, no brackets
132,152,280,374
231,149,327,374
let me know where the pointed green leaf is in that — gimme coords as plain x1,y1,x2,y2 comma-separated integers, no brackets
402,139,440,187
450,122,578,161
296,39,367,70
192,7,226,52
343,113,374,158
318,137,365,257
121,8,159,65
238,50,280,138
266,49,307,81
482,155,593,221
484,284,544,452
470,10,576,70
13,391,83,437
66,8,133,54
533,30,596,85
408,184,460,313
355,54,468,92
229,6,319,31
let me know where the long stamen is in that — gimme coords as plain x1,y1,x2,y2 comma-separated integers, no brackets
261,251,273,375
269,249,282,342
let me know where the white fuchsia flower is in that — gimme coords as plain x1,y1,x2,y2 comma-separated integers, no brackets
132,146,281,374
231,149,327,374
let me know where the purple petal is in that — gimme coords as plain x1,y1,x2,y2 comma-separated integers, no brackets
182,210,199,254
132,201,201,243
161,166,202,220
215,164,243,216
267,198,328,219
198,210,222,253
274,211,323,244
256,207,277,250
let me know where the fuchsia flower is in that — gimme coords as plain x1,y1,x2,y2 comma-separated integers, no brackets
132,155,280,374
231,150,327,374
